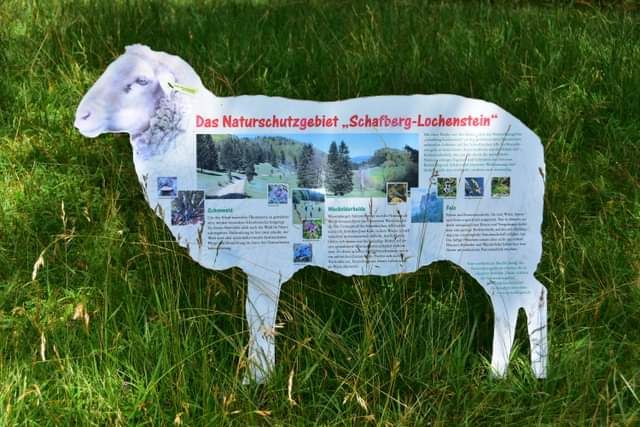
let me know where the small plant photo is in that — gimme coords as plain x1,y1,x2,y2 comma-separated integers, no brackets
157,176,177,198
387,182,408,204
464,177,484,197
268,183,289,204
491,177,511,197
171,191,205,225
293,243,313,263
302,219,322,240
437,177,457,198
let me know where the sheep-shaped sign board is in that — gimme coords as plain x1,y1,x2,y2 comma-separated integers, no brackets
75,45,547,382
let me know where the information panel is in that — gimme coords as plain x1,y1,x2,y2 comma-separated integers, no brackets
176,98,540,289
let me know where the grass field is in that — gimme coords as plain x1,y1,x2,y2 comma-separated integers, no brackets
1,0,639,425
198,163,298,198
350,166,386,198
197,170,238,195
247,163,297,199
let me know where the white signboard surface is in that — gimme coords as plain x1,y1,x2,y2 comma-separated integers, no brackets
75,45,547,381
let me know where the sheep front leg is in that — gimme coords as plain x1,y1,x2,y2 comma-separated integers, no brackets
245,274,282,383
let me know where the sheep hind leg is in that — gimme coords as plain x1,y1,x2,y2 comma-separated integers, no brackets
524,279,548,378
489,293,520,378
244,274,282,384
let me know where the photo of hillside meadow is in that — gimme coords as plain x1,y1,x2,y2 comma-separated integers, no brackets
196,133,418,199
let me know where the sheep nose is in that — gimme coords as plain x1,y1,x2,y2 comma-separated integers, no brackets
74,109,92,131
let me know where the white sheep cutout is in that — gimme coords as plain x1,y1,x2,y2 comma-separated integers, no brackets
75,44,548,383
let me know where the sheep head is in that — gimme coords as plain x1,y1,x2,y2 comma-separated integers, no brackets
74,44,201,139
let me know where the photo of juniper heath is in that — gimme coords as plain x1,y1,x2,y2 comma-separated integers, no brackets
157,176,177,197
292,188,325,225
387,182,408,204
437,177,457,198
268,183,289,204
302,219,322,240
464,177,484,197
411,188,443,223
171,191,205,225
491,177,511,197
293,243,312,263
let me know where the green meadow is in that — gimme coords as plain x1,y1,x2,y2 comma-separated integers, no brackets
1,1,639,425
197,163,297,199
247,163,297,199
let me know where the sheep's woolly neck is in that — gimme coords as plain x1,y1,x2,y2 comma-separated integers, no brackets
132,91,188,160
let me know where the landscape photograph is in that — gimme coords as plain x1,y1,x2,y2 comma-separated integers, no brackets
292,188,325,225
196,133,418,199
411,188,443,223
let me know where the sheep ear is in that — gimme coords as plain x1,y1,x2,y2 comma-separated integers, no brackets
125,44,152,56
157,70,176,95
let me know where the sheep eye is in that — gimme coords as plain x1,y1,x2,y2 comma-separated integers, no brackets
135,77,150,86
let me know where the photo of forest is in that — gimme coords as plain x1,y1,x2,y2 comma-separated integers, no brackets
196,133,418,199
